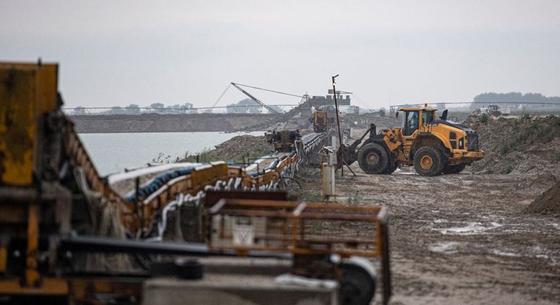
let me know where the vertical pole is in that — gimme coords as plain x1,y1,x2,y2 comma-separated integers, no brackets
381,221,392,305
331,74,344,176
256,163,259,191
135,177,142,236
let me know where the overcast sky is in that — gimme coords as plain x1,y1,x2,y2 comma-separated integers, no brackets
1,0,559,109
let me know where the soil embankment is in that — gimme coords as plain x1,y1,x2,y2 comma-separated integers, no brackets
467,114,560,175
181,135,272,163
71,113,280,133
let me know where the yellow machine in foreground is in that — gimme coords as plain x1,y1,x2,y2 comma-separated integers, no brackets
342,106,484,176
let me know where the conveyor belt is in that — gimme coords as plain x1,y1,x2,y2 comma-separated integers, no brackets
66,117,331,236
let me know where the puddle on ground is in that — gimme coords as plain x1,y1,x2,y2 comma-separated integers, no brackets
394,168,416,175
434,222,502,235
490,246,555,265
490,249,520,257
433,219,447,223
429,241,461,254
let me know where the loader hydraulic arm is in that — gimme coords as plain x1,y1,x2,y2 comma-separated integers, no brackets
339,123,377,167
348,123,377,152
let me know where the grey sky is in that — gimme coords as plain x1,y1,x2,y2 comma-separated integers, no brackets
1,0,559,109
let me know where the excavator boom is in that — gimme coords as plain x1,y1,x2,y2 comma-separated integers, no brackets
231,82,282,114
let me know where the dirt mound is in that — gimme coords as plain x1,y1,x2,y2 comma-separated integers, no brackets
182,135,272,163
466,114,560,175
525,180,560,215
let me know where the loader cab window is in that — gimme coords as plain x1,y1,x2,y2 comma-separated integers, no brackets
422,111,434,125
404,111,419,136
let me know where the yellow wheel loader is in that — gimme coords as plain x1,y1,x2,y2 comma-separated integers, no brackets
340,106,484,176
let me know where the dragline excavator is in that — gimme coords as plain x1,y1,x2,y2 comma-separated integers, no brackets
212,81,309,115
230,82,283,114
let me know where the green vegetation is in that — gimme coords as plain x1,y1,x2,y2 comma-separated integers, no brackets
474,92,560,105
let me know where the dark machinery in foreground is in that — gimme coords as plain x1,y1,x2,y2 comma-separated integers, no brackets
340,106,484,176
265,129,302,152
0,62,391,305
311,105,337,132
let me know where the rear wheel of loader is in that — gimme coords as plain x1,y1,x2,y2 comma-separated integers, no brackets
443,163,466,174
413,146,444,176
358,143,389,174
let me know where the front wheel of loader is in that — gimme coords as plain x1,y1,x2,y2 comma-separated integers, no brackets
413,146,444,176
383,161,398,174
443,163,466,174
358,143,389,174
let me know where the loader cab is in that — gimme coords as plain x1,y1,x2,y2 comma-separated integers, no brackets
398,107,437,136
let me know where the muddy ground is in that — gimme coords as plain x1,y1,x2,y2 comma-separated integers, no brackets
297,166,560,305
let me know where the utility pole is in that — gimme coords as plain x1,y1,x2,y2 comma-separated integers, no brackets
331,74,344,176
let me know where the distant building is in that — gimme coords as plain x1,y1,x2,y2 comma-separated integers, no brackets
124,104,141,114
307,90,352,108
150,103,165,113
295,90,353,120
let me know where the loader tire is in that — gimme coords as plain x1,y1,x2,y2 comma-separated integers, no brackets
443,163,466,174
383,161,398,174
413,146,444,176
382,153,398,174
358,143,389,174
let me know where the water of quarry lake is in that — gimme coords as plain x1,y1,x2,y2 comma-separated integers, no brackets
78,131,263,176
